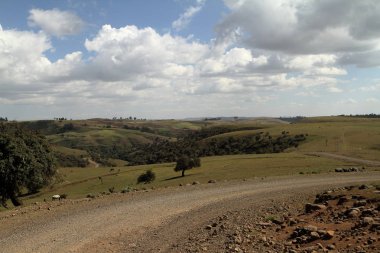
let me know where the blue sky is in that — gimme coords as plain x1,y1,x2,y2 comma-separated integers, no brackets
0,0,380,120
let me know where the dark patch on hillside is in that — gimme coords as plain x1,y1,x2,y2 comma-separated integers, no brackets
125,131,307,166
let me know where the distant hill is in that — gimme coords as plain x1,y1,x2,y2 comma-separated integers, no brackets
12,116,380,168
13,118,287,167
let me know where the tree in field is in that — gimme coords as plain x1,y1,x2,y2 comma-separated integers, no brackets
137,169,156,184
0,124,56,207
174,156,201,177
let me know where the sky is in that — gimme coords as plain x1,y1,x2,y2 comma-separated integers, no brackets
0,0,380,120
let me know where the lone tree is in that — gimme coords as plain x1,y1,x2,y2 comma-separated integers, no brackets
137,170,156,184
174,156,201,177
0,123,56,207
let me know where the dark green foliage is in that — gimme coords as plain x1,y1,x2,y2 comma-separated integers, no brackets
0,123,56,207
137,170,156,184
278,116,306,123
53,152,89,167
174,156,201,177
59,123,75,133
123,125,155,134
126,130,307,166
87,149,117,167
339,113,380,118
19,120,61,135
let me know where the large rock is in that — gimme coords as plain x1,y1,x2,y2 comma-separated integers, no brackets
305,203,327,213
324,230,334,239
362,217,374,226
347,208,361,217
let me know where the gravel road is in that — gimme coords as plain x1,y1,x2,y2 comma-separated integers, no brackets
1,173,379,253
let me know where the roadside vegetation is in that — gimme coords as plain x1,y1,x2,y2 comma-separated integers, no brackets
0,123,56,207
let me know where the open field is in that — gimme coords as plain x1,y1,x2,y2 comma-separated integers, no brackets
211,117,380,161
18,152,372,205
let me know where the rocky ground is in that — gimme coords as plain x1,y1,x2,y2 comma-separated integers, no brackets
177,184,380,253
1,173,380,253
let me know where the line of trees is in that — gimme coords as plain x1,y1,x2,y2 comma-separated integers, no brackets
339,114,380,118
125,131,307,166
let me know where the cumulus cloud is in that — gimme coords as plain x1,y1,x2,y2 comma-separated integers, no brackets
28,8,84,37
0,26,85,105
172,0,205,31
83,24,207,85
217,0,380,67
2,0,380,119
0,22,354,110
0,28,51,85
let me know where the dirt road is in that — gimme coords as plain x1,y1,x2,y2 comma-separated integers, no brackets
1,173,379,253
306,152,380,166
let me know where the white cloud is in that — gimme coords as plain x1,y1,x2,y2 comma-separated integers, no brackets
0,23,351,110
0,26,86,105
359,83,380,91
327,86,343,93
218,0,380,67
172,0,205,31
1,8,378,119
28,9,84,37
0,28,51,85
366,98,379,102
83,25,207,85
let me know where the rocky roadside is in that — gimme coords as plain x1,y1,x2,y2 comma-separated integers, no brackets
175,184,380,253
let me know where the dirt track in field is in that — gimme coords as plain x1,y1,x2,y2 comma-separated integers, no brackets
306,152,380,166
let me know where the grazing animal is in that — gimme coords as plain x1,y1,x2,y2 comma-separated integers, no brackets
52,194,61,201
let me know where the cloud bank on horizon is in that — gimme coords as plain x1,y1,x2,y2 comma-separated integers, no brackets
0,0,379,119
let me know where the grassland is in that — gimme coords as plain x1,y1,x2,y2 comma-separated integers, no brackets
211,117,380,161
7,116,380,208
19,152,366,205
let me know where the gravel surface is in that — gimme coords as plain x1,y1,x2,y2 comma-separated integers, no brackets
1,173,379,253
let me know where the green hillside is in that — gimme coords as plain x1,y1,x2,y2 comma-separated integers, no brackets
2,116,380,209
207,117,380,161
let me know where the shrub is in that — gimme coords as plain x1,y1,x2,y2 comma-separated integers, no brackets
137,170,156,184
86,193,95,199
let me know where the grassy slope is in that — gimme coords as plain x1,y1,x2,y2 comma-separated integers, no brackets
209,117,380,161
7,116,380,207
48,127,161,148
20,152,355,205
46,118,282,155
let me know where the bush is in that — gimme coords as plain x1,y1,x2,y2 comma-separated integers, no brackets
108,187,115,193
86,193,95,199
137,170,156,184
